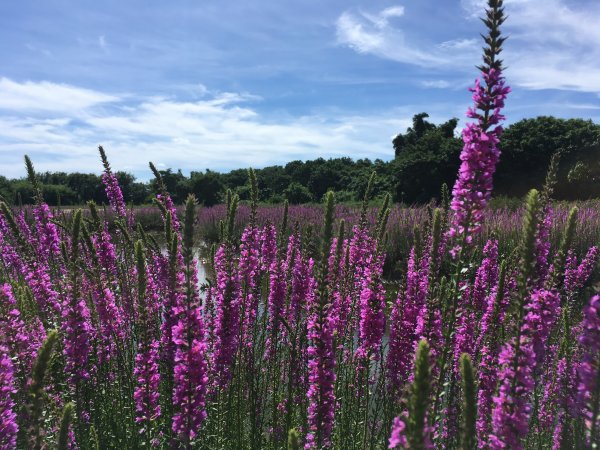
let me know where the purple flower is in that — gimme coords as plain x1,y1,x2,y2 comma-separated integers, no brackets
61,287,94,383
388,415,408,449
564,246,599,296
490,288,560,448
32,203,61,260
489,338,535,450
102,171,127,218
265,245,286,359
172,255,208,442
472,239,499,312
356,255,386,362
387,248,426,391
0,284,45,380
156,193,180,232
134,340,161,434
533,207,553,284
448,67,510,254
577,295,600,442
0,345,17,450
525,289,561,368
238,226,262,348
305,293,336,448
212,244,241,387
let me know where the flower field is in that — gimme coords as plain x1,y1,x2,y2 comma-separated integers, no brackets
1,1,599,449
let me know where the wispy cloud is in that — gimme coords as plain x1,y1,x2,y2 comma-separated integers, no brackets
421,80,451,89
98,35,108,52
0,78,413,178
335,6,478,69
337,0,600,94
0,78,119,113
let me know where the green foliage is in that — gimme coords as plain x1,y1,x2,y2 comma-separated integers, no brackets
190,170,225,206
497,116,600,199
392,113,462,203
460,354,477,450
407,339,431,449
287,429,300,450
284,182,313,204
58,403,75,450
2,115,599,207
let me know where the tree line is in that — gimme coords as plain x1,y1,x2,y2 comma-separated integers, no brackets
1,115,598,207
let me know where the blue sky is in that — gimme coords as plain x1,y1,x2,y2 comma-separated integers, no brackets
1,0,599,180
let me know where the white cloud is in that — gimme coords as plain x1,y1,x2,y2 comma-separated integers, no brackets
499,0,600,93
336,8,478,68
380,6,405,20
338,0,600,94
0,78,119,113
0,78,414,178
421,80,451,89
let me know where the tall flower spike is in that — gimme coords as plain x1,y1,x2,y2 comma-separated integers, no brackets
577,295,600,445
305,191,336,450
407,339,432,449
133,241,161,439
448,0,510,255
0,345,17,450
172,195,208,443
99,146,127,218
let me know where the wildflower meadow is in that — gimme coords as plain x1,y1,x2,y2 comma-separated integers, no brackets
1,1,599,449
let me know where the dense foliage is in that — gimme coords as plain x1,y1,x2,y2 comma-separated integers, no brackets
1,115,599,207
1,2,599,449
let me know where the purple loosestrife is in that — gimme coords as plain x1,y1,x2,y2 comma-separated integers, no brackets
62,210,94,384
533,207,553,284
475,268,514,444
577,295,600,443
32,203,61,261
388,415,408,449
413,249,440,370
95,227,119,281
387,248,425,391
564,246,599,296
472,239,499,313
349,225,373,291
156,193,181,232
538,357,573,442
305,192,336,450
93,286,125,348
489,338,535,449
261,223,278,272
172,196,208,445
99,146,128,219
490,288,560,449
172,316,208,442
62,290,93,383
265,249,286,359
453,288,476,370
212,244,241,387
305,297,336,449
0,345,17,450
527,289,561,368
356,253,386,363
133,241,161,438
134,341,161,434
238,226,262,348
0,284,45,379
448,0,510,255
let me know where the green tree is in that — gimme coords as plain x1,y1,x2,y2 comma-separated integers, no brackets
190,170,224,206
497,116,600,199
284,182,313,204
392,113,462,203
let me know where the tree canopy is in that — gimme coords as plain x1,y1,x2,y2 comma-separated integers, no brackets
3,114,598,206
